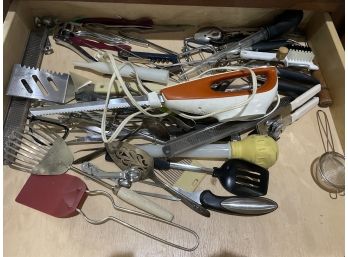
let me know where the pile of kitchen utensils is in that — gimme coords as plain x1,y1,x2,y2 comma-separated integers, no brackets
3,9,336,251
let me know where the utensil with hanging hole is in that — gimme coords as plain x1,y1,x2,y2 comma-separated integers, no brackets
15,173,199,251
4,123,174,221
154,158,269,197
155,168,277,215
6,64,75,103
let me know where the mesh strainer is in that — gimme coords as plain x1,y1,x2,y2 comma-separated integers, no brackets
311,110,345,199
311,152,345,199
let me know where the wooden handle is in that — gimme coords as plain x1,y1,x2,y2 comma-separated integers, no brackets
117,187,174,221
276,47,289,60
312,60,333,108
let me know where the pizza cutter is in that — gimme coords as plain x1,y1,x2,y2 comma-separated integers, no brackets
15,174,199,251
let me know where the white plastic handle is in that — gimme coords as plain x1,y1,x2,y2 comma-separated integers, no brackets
137,143,231,159
240,50,277,61
73,61,169,84
290,97,319,123
290,84,321,111
117,187,174,221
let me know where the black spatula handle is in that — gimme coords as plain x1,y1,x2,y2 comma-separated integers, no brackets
200,190,278,215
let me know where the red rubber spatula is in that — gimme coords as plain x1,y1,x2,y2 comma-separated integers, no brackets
16,174,87,218
15,174,199,251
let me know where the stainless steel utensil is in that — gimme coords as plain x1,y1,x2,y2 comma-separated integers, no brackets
4,27,49,165
7,64,75,103
4,124,174,221
311,153,345,199
80,162,180,201
162,120,259,158
81,162,142,187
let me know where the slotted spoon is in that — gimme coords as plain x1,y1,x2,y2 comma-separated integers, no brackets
154,158,269,197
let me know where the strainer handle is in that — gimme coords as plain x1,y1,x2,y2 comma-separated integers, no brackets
329,192,338,199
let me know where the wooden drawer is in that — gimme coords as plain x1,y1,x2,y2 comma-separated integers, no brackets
3,1,345,257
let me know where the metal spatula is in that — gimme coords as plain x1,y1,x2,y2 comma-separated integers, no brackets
6,64,75,103
15,174,199,251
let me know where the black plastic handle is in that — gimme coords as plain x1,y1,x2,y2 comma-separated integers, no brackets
278,68,320,85
278,78,314,94
265,10,303,39
200,190,278,215
153,158,171,170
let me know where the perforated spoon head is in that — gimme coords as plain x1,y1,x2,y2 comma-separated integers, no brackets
105,141,153,179
213,159,269,197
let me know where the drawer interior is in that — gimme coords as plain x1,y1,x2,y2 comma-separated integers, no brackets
4,1,345,147
3,2,345,256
